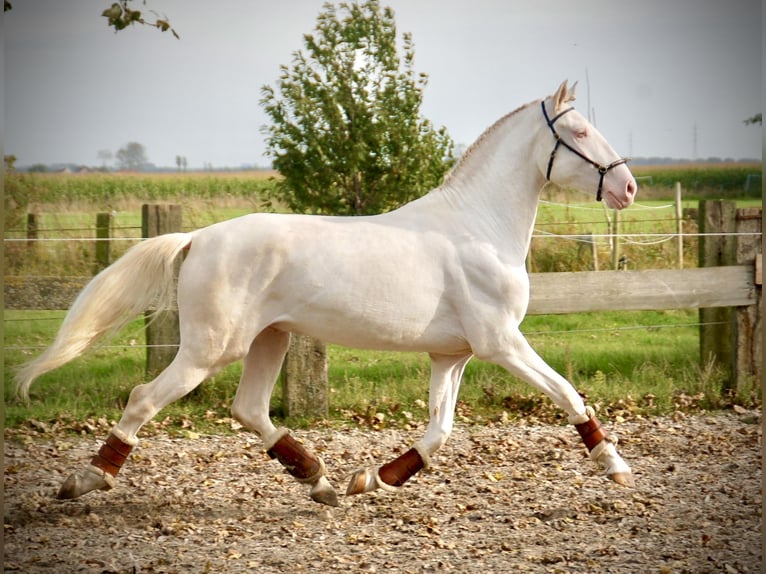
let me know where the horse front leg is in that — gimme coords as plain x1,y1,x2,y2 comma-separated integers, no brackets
231,328,339,507
346,353,471,496
485,331,634,486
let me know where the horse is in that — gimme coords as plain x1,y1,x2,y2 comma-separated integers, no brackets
16,80,637,507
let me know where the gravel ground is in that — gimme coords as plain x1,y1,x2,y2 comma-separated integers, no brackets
4,411,762,573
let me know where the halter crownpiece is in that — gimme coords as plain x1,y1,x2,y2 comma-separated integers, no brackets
541,101,630,202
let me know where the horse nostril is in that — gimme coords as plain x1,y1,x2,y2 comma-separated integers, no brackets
626,178,637,198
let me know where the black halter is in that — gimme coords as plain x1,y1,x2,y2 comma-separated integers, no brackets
541,101,629,202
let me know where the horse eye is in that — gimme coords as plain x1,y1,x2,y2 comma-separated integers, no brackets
575,129,588,139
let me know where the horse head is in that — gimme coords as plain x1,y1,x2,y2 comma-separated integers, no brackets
540,80,637,210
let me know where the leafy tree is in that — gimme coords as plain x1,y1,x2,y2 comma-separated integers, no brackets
260,0,454,215
743,113,762,126
115,142,148,171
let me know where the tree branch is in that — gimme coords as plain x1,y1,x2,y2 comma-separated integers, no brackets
102,1,179,39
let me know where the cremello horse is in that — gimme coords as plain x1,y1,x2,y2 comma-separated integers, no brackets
17,81,637,507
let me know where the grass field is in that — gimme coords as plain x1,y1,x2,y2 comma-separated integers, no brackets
4,307,721,433
3,166,761,432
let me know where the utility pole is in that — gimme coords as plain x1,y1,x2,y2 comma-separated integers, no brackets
692,123,698,160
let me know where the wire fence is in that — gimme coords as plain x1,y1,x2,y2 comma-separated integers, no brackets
3,199,761,355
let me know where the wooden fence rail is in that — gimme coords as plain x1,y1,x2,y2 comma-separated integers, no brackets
5,200,762,415
5,264,758,315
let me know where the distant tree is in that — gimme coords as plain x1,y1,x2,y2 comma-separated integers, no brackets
181,156,188,172
175,155,182,172
260,0,454,215
744,113,762,126
116,142,148,171
97,149,113,168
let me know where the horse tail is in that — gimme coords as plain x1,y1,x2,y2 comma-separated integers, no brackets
16,232,193,401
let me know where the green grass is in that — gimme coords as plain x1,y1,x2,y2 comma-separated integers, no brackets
5,307,752,436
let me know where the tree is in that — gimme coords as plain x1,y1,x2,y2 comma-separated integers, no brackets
260,0,454,215
116,142,148,171
743,113,762,126
97,149,113,168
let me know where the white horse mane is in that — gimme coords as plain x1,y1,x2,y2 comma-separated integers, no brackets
444,82,579,189
443,101,532,187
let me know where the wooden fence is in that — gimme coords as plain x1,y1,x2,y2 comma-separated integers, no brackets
5,201,762,416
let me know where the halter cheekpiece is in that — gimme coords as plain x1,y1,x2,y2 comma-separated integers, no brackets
541,101,629,202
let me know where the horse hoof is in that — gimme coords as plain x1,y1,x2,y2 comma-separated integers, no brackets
346,468,375,496
609,472,635,487
310,477,340,507
310,486,340,507
56,466,113,500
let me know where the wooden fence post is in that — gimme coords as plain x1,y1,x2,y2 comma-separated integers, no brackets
142,204,182,377
590,232,599,271
95,212,113,273
698,199,744,390
281,335,329,418
27,213,39,250
674,182,684,269
733,208,762,391
611,209,621,270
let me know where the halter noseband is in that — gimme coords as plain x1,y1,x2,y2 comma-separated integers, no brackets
541,101,629,202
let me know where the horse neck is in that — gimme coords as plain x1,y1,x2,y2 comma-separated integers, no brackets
436,103,546,264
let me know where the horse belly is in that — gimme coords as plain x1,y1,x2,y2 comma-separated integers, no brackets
272,256,467,353
276,307,467,354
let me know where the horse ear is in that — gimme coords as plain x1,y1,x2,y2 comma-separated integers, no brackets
567,81,578,102
553,80,577,110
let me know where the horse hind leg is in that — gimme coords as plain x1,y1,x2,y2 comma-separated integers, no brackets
57,352,217,500
231,328,339,507
347,352,471,496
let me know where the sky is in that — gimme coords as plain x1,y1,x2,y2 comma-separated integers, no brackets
4,0,763,170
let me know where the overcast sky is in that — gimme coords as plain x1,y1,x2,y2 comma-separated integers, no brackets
4,0,762,169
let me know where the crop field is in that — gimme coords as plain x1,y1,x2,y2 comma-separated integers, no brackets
4,164,761,276
630,162,761,197
3,164,761,431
